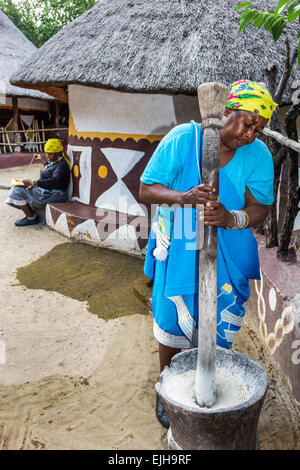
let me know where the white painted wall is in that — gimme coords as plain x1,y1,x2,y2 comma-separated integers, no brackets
0,94,49,111
69,84,200,136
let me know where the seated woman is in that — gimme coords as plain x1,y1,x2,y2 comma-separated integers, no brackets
5,138,71,226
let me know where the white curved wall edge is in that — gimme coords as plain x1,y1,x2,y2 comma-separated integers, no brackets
69,84,176,135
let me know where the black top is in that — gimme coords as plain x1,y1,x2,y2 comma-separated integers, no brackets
37,158,70,191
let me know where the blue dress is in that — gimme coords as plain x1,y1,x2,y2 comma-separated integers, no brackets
141,121,274,350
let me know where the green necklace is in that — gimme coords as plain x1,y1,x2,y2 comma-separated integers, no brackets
44,156,63,169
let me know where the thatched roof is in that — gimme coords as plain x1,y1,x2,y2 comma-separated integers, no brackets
11,0,298,103
0,10,53,101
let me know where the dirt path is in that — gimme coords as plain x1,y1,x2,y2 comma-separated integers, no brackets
0,165,299,450
0,165,167,449
0,314,166,450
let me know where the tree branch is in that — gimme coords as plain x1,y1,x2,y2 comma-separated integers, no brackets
262,127,300,152
274,40,298,104
277,102,300,261
264,63,278,97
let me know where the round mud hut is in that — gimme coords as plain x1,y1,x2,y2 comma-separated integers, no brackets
0,10,54,152
10,0,298,254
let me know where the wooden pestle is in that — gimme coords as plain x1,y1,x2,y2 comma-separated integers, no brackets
195,82,230,407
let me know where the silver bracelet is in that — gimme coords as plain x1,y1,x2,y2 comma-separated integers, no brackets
226,210,249,230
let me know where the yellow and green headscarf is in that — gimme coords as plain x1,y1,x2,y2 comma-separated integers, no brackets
44,138,71,169
44,138,64,153
226,80,278,121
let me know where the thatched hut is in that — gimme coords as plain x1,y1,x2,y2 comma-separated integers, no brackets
0,10,55,151
10,0,298,252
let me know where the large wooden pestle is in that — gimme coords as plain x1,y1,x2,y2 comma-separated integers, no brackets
195,82,229,407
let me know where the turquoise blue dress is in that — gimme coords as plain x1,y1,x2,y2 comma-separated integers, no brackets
141,121,274,349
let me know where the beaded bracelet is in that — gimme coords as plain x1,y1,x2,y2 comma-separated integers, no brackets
226,209,249,230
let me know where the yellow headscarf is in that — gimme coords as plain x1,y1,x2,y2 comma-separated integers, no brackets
44,138,64,153
226,80,278,121
44,138,71,169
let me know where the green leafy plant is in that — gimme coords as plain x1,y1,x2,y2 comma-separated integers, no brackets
0,0,99,47
235,1,300,64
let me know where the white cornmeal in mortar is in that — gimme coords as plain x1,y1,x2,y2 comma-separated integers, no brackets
164,368,249,409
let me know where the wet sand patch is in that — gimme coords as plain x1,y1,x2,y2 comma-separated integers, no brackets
16,242,152,320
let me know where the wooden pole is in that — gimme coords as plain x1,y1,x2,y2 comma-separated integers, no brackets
20,119,29,149
12,96,18,133
33,120,39,152
5,130,13,153
3,127,7,153
195,82,229,407
0,127,68,134
12,96,20,150
55,101,60,129
41,120,45,143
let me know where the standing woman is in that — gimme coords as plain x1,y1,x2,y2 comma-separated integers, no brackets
5,138,71,226
139,80,277,428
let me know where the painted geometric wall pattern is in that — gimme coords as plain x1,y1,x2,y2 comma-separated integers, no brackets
62,136,161,251
250,268,299,401
90,146,118,207
67,138,159,219
95,147,145,216
254,272,295,355
71,151,82,198
46,203,149,253
67,145,92,205
68,144,145,215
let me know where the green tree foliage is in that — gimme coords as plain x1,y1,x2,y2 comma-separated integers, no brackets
0,0,99,47
235,1,300,64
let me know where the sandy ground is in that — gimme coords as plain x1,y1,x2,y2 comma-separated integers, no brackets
0,165,299,450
